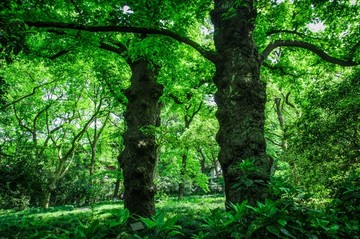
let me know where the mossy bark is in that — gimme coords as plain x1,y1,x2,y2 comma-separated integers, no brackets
211,0,272,206
120,60,163,217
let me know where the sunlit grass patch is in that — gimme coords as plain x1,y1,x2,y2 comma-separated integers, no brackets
157,194,225,217
0,195,224,238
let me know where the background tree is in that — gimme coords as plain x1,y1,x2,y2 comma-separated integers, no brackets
286,70,359,199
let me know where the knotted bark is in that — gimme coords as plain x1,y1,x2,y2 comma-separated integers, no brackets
120,60,163,217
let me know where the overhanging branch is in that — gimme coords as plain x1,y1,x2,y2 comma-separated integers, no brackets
261,40,360,67
49,50,70,60
26,21,216,63
99,42,127,56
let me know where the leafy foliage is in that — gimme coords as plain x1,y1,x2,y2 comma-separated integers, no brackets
285,70,360,198
1,194,359,239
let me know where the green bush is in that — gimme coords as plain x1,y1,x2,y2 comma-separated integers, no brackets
194,195,359,238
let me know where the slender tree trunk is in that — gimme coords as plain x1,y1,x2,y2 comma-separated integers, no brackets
113,177,121,199
85,145,96,205
43,191,51,208
274,97,288,150
211,0,272,206
120,60,163,217
197,147,207,174
178,151,188,199
43,180,56,208
113,159,122,200
177,103,201,199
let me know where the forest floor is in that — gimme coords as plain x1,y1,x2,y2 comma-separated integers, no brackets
0,195,225,239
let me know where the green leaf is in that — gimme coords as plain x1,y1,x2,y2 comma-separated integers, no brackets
266,225,280,236
277,219,287,227
327,224,339,234
243,179,253,187
168,230,184,237
280,228,297,239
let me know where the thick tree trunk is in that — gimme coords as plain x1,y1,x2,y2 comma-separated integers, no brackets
120,60,163,217
211,0,272,206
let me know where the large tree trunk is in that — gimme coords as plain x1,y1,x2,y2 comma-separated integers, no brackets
120,60,163,217
211,0,272,206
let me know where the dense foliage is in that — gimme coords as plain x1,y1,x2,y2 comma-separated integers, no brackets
0,0,359,237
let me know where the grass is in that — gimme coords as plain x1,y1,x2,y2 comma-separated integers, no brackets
1,194,359,238
0,195,225,239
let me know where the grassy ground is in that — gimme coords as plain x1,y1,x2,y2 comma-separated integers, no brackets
0,195,225,239
1,194,359,238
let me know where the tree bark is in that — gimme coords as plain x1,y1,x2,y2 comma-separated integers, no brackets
113,177,121,200
274,97,288,151
43,180,57,208
113,155,123,200
120,60,163,218
211,0,272,206
178,151,188,199
43,190,52,209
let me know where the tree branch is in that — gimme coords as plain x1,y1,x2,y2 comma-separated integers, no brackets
285,92,296,109
49,50,70,60
13,104,33,134
99,42,127,58
25,21,216,63
261,40,360,66
265,137,283,147
188,101,203,125
168,93,184,104
1,77,59,111
266,29,322,40
61,96,104,161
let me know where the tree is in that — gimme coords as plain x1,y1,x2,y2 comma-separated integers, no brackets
161,92,210,199
119,58,163,217
286,70,360,196
4,0,360,211
0,44,131,206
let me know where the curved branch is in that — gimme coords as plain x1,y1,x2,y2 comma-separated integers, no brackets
49,50,70,60
1,77,59,111
25,21,216,63
98,41,132,66
285,92,296,109
265,137,283,147
168,93,184,104
99,42,126,56
261,40,360,66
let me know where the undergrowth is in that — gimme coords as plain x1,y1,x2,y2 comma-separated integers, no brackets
0,193,358,239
